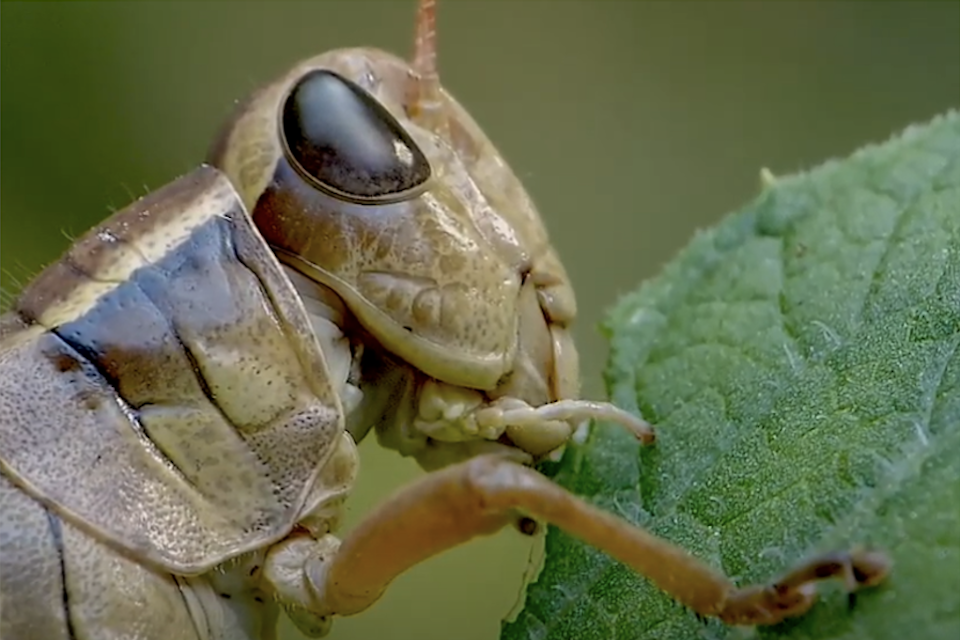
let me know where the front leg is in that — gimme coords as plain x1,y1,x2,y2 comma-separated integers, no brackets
262,455,889,633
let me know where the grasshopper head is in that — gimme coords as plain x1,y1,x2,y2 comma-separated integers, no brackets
208,0,649,463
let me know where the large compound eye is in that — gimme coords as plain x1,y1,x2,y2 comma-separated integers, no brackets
281,69,431,203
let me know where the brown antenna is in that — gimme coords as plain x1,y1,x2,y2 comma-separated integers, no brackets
407,0,447,134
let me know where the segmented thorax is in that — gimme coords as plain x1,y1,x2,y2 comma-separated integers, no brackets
0,168,344,573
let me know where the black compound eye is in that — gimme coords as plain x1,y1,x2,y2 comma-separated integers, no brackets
281,69,431,202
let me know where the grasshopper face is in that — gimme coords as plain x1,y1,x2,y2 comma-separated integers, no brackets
211,46,570,390
205,32,636,462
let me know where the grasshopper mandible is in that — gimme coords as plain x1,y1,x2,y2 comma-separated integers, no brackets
0,1,889,638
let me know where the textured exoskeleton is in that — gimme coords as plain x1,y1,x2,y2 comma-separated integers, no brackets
0,2,889,639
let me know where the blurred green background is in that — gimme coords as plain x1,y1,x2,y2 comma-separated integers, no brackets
2,2,958,639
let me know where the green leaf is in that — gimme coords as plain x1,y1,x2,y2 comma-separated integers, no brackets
502,111,960,640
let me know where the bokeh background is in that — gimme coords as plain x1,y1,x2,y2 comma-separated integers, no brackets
2,2,958,639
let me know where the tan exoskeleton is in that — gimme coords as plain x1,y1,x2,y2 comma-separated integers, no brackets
0,2,889,638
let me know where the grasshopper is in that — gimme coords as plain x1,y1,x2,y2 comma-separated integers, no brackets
0,1,888,638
